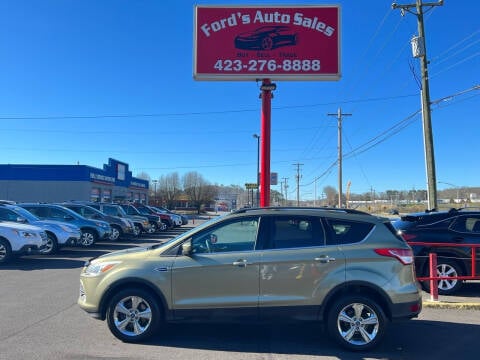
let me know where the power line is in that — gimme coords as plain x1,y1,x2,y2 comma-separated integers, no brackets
0,94,418,121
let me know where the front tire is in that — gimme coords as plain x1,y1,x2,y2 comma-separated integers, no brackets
79,229,97,247
326,296,387,351
39,233,58,255
133,224,142,237
147,223,158,234
0,238,12,264
109,226,121,241
106,288,161,343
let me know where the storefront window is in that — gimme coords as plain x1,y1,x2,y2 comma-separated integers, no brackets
91,188,100,202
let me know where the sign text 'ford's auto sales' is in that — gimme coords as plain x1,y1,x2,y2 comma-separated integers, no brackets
194,5,340,81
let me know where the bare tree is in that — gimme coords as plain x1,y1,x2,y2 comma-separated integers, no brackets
323,186,337,206
183,171,215,214
159,172,181,208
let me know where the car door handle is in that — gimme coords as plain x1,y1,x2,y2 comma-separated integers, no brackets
314,255,336,263
233,259,249,267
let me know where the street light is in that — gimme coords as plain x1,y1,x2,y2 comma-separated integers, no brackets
152,179,158,205
253,134,260,207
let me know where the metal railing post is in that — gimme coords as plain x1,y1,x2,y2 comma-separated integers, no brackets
429,252,439,301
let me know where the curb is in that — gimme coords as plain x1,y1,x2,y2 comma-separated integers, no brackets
422,300,480,310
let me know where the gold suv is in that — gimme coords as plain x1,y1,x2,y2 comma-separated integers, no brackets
78,207,421,351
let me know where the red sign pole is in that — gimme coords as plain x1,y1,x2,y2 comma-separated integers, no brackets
260,79,274,207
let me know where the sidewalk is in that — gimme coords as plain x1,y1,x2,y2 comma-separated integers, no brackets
422,281,480,309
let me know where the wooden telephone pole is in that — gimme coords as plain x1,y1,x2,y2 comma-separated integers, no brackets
392,0,444,210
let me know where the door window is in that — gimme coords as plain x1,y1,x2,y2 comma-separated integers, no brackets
191,217,259,254
451,215,480,233
0,208,17,221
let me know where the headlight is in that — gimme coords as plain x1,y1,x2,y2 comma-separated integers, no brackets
59,224,76,233
83,261,121,277
13,230,36,238
95,222,109,228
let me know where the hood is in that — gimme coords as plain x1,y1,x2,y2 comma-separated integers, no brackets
95,246,151,261
32,219,79,230
0,221,43,232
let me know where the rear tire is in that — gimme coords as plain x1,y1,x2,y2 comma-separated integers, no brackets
106,288,161,342
326,295,387,351
0,238,12,264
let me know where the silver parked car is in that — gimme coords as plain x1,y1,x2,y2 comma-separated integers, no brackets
0,221,47,263
0,203,81,254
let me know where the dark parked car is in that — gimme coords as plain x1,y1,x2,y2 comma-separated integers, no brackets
120,204,162,233
85,202,151,237
152,205,188,225
132,203,173,230
59,203,134,241
392,208,480,295
234,26,297,50
18,203,111,247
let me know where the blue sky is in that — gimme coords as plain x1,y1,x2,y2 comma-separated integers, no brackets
0,0,478,200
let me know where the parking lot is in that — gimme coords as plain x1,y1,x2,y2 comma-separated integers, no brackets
1,223,480,360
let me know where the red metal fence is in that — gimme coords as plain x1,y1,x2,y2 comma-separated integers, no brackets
409,242,480,301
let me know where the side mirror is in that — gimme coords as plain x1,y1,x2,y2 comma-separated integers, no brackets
181,239,192,256
16,216,27,224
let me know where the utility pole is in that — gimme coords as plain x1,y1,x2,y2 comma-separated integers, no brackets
282,177,289,205
327,108,352,208
293,163,303,206
392,0,443,210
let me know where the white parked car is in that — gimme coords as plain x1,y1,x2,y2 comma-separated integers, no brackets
0,203,82,254
0,222,48,263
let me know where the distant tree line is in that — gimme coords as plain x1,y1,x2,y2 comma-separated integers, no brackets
137,171,478,212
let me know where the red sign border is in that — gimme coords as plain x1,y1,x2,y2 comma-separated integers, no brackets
193,4,341,81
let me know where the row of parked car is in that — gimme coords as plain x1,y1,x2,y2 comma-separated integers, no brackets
0,200,188,263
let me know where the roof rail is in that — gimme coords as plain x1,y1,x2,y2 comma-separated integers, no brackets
458,207,480,212
231,206,372,216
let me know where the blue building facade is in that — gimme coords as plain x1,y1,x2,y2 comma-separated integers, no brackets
0,158,149,203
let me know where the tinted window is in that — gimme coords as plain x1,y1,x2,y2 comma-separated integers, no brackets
451,215,480,233
269,216,324,249
24,206,49,218
191,217,259,254
325,218,374,245
0,208,18,221
50,207,69,220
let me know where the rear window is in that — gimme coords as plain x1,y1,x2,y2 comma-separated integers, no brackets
325,218,374,245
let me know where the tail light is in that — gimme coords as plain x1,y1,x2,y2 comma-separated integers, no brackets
374,248,414,265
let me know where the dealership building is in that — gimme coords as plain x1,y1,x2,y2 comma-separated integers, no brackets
0,158,149,203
